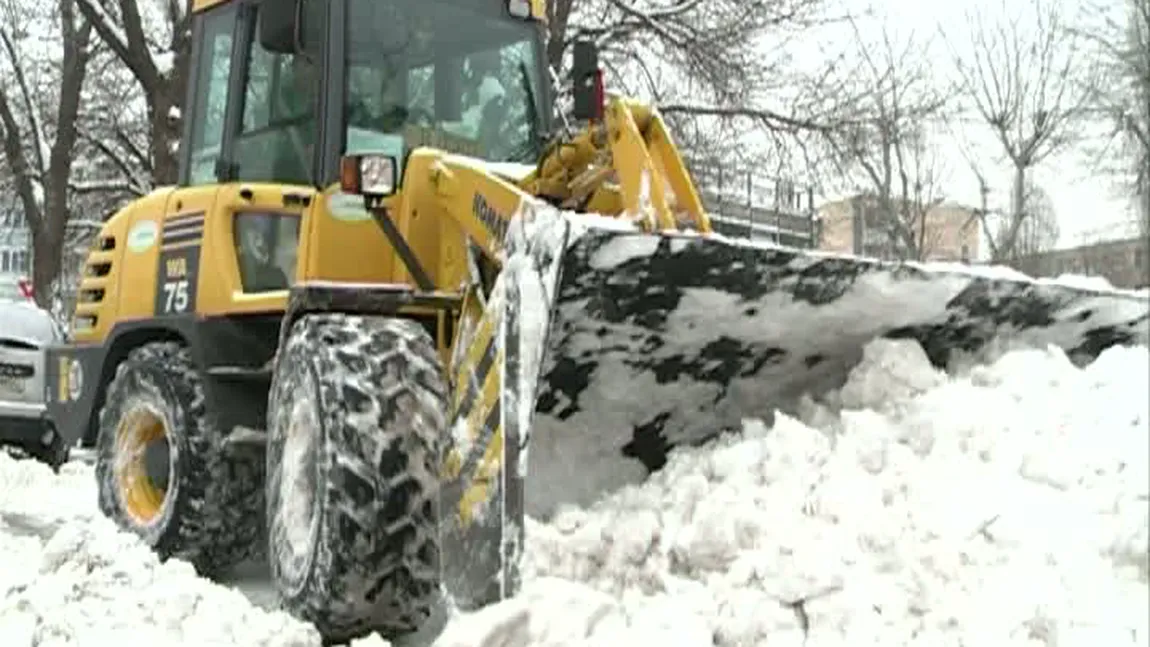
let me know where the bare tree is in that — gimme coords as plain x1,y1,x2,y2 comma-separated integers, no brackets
76,50,154,201
0,0,94,311
945,0,1098,261
545,0,859,173
959,145,1061,261
75,0,191,185
1075,0,1149,237
820,22,952,260
1011,179,1060,255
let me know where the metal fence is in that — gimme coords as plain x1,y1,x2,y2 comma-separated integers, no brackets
684,157,821,249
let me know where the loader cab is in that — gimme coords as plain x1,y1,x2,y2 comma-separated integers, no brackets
168,0,554,314
182,0,553,191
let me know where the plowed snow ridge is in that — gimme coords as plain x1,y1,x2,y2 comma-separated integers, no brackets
1,339,1147,647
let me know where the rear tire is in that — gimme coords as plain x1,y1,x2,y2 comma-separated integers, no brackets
266,314,447,643
94,341,264,576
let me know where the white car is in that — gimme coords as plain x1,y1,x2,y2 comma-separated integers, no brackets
0,299,69,469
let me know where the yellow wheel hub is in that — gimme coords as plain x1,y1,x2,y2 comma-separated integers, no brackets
115,406,170,524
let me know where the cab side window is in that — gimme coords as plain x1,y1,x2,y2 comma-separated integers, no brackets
233,212,301,292
186,5,238,185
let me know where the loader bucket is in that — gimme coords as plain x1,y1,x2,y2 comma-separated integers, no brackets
438,199,1150,611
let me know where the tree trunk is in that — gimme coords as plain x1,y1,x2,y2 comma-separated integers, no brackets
30,224,64,311
148,89,180,185
994,164,1028,262
546,0,575,73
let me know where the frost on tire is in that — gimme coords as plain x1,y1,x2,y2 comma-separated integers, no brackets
266,313,447,643
94,341,264,577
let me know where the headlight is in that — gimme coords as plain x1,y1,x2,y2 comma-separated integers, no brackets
340,154,398,198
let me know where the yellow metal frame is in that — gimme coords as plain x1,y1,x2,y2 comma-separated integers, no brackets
191,0,229,13
521,96,713,234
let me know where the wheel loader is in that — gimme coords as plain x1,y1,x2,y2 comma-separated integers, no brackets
42,0,1149,642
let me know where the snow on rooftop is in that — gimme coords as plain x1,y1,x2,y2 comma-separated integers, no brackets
1,337,1147,646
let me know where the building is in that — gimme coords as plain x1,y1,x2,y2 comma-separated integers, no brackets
0,210,30,279
817,194,980,262
1009,236,1149,289
0,209,103,308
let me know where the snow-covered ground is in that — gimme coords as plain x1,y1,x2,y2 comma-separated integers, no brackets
0,456,322,646
2,338,1147,646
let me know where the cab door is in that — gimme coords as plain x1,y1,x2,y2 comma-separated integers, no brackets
174,0,323,319
156,1,239,322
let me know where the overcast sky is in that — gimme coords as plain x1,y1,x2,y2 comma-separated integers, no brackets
814,0,1138,251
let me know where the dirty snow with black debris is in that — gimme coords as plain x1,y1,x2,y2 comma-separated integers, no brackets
2,336,1147,646
436,338,1149,647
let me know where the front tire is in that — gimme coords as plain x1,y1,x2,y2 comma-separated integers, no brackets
94,341,264,576
266,314,447,643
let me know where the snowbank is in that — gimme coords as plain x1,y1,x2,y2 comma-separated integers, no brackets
2,338,1147,647
0,455,322,646
441,339,1150,647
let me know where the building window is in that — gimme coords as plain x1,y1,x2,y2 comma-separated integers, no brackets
1135,248,1145,272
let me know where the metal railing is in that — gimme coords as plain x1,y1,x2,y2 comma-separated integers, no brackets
684,157,821,249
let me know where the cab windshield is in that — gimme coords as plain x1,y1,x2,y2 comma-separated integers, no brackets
344,0,545,164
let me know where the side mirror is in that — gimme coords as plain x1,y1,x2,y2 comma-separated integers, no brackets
259,0,299,54
571,40,603,121
340,154,399,200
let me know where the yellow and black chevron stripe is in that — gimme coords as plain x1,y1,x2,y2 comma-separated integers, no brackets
161,212,204,251
444,306,505,528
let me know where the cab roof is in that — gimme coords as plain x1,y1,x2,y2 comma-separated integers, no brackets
192,0,549,19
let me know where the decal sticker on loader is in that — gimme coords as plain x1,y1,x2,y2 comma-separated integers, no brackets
126,220,159,253
472,193,509,242
154,212,203,316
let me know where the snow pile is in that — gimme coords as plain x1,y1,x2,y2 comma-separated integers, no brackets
439,339,1149,647
1,337,1146,646
1041,273,1117,292
0,455,322,647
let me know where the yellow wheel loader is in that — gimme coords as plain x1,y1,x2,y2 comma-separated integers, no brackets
43,0,1149,642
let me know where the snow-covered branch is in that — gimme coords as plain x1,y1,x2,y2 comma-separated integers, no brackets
0,28,48,178
659,103,838,133
69,179,142,196
547,0,858,176
0,0,98,309
1073,0,1149,236
75,0,191,184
